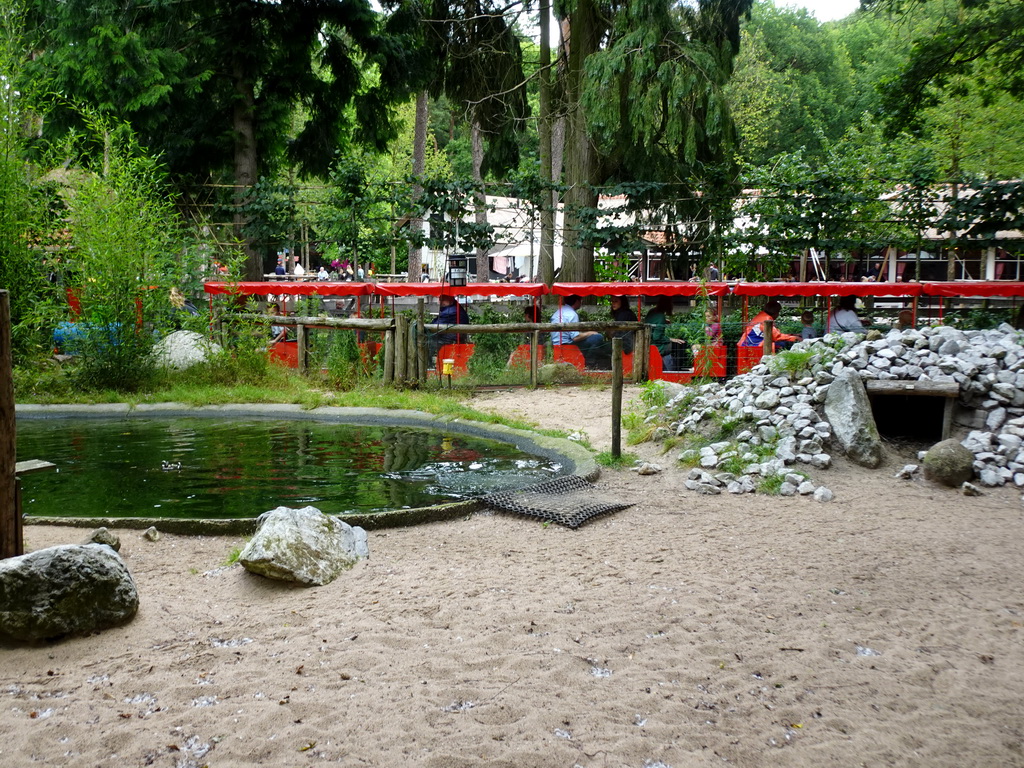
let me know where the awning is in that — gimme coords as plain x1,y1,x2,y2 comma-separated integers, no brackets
549,282,731,297
923,281,1024,297
372,282,548,298
731,281,924,298
204,281,373,296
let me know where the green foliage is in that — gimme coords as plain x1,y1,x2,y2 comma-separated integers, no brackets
0,2,57,360
728,4,857,166
11,356,77,401
768,349,817,378
876,0,1024,136
719,309,747,345
58,115,189,390
937,179,1024,248
315,151,404,271
594,257,632,283
637,379,670,409
319,330,363,390
409,178,496,254
28,0,424,182
466,304,519,376
729,136,904,279
757,471,786,495
595,450,639,468
223,545,244,566
236,177,301,259
943,306,1015,330
582,0,751,176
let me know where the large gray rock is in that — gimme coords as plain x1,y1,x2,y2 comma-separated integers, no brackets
0,544,139,642
153,330,221,370
823,370,883,468
922,439,975,487
239,506,368,586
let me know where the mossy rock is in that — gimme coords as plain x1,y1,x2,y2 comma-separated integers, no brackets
922,438,974,487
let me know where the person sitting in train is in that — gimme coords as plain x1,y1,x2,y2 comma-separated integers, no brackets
522,304,543,342
800,310,818,340
428,294,470,358
739,300,799,349
608,295,637,355
644,296,686,370
827,295,867,334
551,294,605,369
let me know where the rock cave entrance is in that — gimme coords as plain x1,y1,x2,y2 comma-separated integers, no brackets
868,393,949,443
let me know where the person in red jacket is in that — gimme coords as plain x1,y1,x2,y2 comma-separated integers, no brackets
739,300,799,350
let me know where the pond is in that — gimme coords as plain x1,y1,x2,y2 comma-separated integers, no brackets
16,417,563,520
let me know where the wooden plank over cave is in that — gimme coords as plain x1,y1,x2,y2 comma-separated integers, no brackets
863,379,960,441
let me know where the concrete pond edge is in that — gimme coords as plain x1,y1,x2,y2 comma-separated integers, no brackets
16,403,600,534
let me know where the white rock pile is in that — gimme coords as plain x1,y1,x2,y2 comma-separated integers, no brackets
647,322,1024,498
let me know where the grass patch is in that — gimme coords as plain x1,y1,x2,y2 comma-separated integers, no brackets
768,349,817,378
14,361,564,438
626,423,659,446
595,450,639,468
757,472,786,495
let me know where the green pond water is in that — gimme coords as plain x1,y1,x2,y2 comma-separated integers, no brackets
16,417,562,519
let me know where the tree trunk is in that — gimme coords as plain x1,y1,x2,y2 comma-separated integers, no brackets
0,291,16,558
408,89,428,282
232,54,260,281
471,120,486,277
538,0,556,288
559,0,603,283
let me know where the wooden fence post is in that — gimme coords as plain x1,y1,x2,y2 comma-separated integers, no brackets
611,337,623,459
416,299,427,383
394,315,407,384
530,330,539,389
1,291,19,558
296,323,308,373
383,328,395,383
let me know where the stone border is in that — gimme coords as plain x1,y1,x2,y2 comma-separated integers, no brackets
16,403,599,533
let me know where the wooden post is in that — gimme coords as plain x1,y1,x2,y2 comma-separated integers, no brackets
383,328,395,384
296,323,307,373
416,298,427,383
1,291,19,559
394,315,407,383
634,327,650,382
611,338,623,460
763,319,774,356
530,330,539,389
401,315,413,382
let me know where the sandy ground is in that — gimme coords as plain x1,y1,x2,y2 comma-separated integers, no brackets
3,386,1024,768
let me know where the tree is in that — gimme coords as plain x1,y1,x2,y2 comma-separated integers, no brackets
402,0,531,276
729,126,904,279
315,151,404,273
25,0,425,279
727,1,856,166
872,0,1024,132
555,0,754,281
0,0,54,360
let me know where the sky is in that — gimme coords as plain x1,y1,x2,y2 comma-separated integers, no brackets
783,0,863,21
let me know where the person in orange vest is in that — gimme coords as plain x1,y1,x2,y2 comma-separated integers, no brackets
739,300,799,349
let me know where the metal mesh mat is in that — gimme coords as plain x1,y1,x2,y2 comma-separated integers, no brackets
481,475,634,529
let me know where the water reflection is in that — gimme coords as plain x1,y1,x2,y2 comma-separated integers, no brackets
17,418,562,519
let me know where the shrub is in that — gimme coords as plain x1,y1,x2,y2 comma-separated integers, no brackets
58,116,191,390
768,349,816,378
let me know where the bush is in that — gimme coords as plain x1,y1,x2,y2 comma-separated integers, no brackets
58,116,190,390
